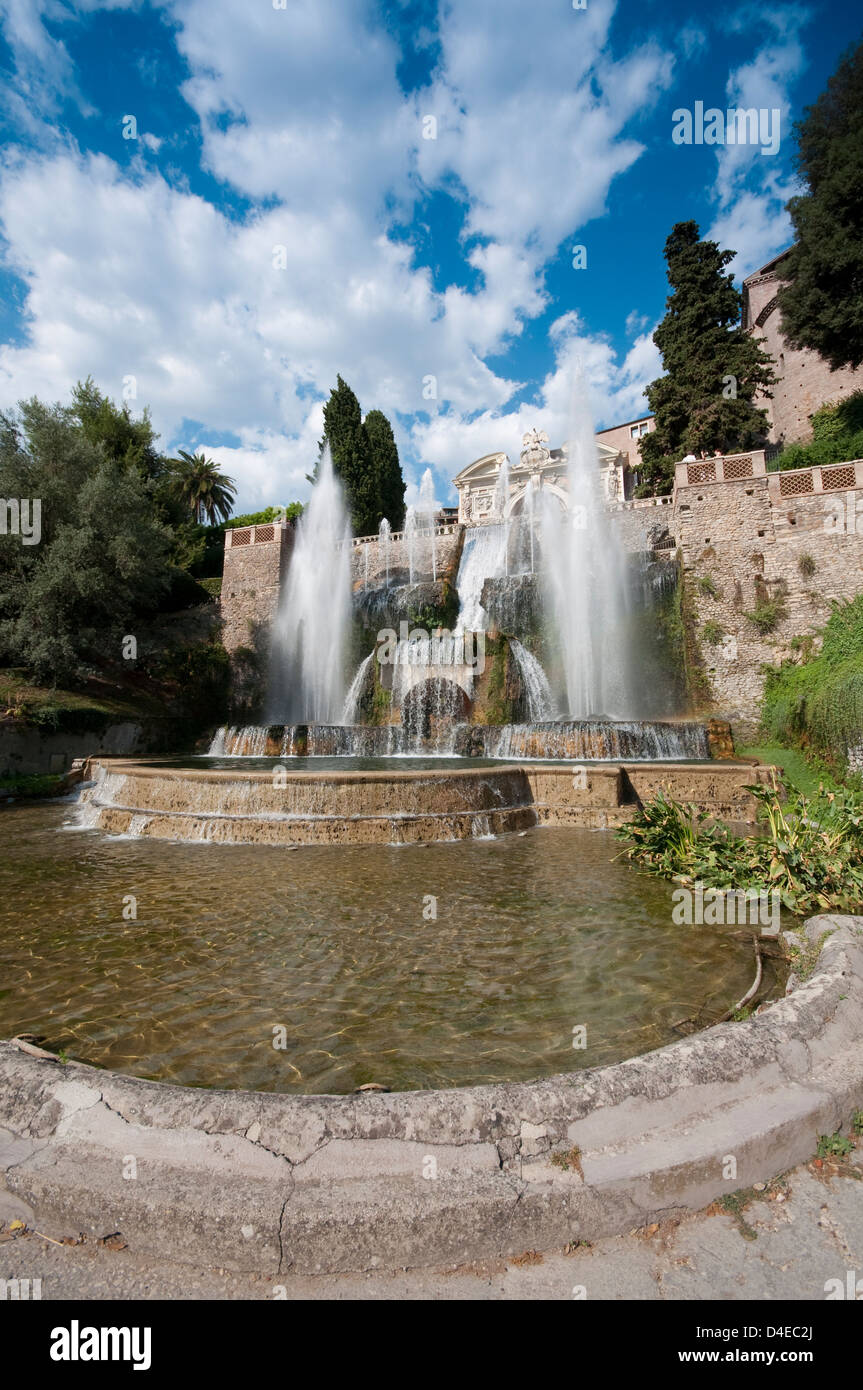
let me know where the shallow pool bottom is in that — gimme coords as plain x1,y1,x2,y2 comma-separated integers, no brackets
0,803,786,1094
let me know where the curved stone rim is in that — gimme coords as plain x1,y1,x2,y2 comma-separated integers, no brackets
2,915,862,1276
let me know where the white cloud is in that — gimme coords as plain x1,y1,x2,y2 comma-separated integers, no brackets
411,311,661,499
706,7,809,278
0,0,677,512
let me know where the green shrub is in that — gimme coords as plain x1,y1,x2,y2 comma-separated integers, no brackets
616,779,863,915
761,595,863,775
745,598,785,634
697,574,719,597
798,553,816,578
701,619,724,645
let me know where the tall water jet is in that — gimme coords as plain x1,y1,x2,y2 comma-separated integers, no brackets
405,505,417,584
493,458,510,575
265,446,352,723
378,516,392,587
418,468,437,581
540,375,635,718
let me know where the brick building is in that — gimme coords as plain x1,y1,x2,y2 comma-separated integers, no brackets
743,249,863,446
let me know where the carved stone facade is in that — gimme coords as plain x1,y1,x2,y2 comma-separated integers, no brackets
743,250,863,446
453,429,626,525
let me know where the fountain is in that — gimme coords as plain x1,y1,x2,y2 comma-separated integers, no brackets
540,374,634,718
81,372,761,850
265,445,352,725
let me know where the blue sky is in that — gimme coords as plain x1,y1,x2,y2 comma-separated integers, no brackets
0,0,859,511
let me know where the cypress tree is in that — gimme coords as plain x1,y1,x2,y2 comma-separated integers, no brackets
637,221,776,496
777,40,863,371
364,408,405,531
321,375,379,535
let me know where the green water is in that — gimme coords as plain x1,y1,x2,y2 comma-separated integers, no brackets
0,803,786,1094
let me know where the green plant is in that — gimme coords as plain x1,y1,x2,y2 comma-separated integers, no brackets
697,574,719,597
701,619,724,645
617,776,863,915
816,1132,854,1159
852,1109,863,1136
745,597,786,634
798,553,816,578
761,595,863,778
550,1146,583,1175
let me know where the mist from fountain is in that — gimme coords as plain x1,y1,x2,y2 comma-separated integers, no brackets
265,445,352,724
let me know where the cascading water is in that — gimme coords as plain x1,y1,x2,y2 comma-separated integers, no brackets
341,652,374,723
454,524,508,633
541,373,635,718
509,639,557,721
265,446,352,724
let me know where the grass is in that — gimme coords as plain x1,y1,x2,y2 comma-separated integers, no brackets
737,744,841,796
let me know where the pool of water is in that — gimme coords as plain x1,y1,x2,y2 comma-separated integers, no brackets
0,802,787,1094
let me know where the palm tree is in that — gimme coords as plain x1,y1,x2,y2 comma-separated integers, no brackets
170,450,237,524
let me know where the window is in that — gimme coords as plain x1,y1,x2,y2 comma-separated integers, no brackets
630,426,639,439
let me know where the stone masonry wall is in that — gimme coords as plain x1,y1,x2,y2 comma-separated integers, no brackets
675,474,863,735
220,526,293,658
347,525,463,587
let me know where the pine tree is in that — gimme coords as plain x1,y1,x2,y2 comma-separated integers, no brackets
320,375,380,535
777,40,863,371
364,408,405,531
637,222,776,495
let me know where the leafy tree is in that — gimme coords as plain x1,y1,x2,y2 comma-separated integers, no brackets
70,377,166,482
637,221,776,495
778,41,863,371
169,449,237,524
320,376,380,535
0,398,173,682
364,408,405,531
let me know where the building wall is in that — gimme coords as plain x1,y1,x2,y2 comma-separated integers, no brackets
675,466,863,733
220,524,293,657
744,266,863,446
596,416,655,469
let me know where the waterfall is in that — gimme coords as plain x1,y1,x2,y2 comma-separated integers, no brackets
540,372,635,718
342,653,374,723
454,523,508,633
265,446,352,724
205,718,709,761
509,640,557,721
208,725,269,756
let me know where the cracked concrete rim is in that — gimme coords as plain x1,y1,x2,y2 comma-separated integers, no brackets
1,914,862,1276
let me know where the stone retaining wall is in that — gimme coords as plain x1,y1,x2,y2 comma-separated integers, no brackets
2,915,861,1275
